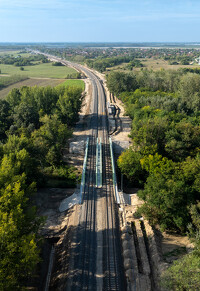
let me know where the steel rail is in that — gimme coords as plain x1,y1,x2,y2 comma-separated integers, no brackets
72,79,98,291
96,78,125,291
34,50,126,291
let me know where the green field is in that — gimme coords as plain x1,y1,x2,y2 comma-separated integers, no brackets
108,58,200,72
0,79,85,99
0,50,33,59
0,50,24,56
58,79,85,90
0,62,78,78
0,78,66,99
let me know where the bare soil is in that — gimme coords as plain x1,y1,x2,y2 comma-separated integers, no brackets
28,188,78,290
161,232,194,263
121,190,194,290
35,188,75,237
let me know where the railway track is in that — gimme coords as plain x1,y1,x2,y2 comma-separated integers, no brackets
100,91,125,291
32,50,126,291
76,71,125,290
103,138,120,290
71,80,98,291
73,74,125,290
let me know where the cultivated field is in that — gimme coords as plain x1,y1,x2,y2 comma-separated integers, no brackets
0,78,65,99
0,78,86,99
0,62,77,78
0,50,84,98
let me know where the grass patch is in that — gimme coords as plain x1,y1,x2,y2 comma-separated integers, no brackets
163,247,187,259
0,62,78,78
58,79,85,90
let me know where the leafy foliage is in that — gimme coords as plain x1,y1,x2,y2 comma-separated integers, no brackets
0,83,83,288
86,55,134,72
0,54,48,66
161,252,200,291
117,148,146,186
106,71,138,96
32,114,72,167
162,201,200,290
114,67,200,288
116,69,200,232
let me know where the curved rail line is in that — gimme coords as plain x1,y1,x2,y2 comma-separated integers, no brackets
97,78,126,291
72,65,125,291
72,80,98,291
32,50,126,291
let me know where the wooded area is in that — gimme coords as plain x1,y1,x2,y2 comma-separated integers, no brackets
106,69,200,290
0,85,83,289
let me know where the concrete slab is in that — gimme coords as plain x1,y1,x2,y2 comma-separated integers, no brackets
112,140,130,154
59,191,80,212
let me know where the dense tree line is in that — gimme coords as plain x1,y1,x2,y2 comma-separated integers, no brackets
180,67,200,74
107,69,200,289
85,56,135,72
108,69,200,230
0,54,49,67
0,85,83,289
52,61,64,66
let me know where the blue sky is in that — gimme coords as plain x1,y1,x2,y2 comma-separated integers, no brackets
1,0,200,42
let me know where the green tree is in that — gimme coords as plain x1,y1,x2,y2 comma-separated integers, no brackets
161,252,200,291
179,73,200,99
2,135,40,184
32,115,71,167
13,102,39,129
117,148,146,185
131,114,169,156
0,100,12,141
161,201,200,291
56,87,83,126
165,122,200,161
138,155,200,231
106,71,138,97
6,88,21,108
0,181,40,290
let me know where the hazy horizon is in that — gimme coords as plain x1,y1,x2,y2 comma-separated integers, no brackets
2,42,200,49
1,0,200,43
